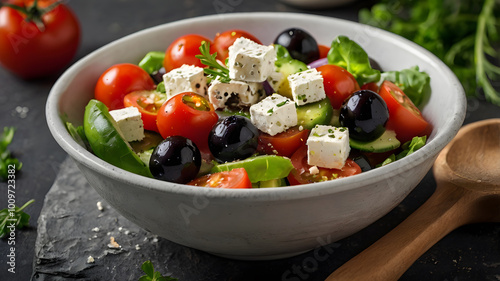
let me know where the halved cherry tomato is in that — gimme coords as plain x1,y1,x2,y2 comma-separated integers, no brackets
287,145,361,185
211,29,262,61
318,44,330,59
163,34,211,72
156,92,219,152
123,90,166,132
257,127,309,157
378,80,431,143
316,64,360,110
187,168,252,189
94,63,156,110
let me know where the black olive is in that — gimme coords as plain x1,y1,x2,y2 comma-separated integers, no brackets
349,151,373,172
273,28,320,64
339,90,389,142
208,115,259,163
149,136,201,184
150,67,166,84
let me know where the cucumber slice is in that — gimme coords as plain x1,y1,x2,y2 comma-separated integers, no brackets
296,98,334,130
274,44,308,99
84,99,153,178
349,129,400,153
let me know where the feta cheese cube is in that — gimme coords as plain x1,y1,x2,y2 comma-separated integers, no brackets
288,69,326,106
250,94,297,136
109,106,145,142
163,64,207,100
208,78,265,109
228,37,276,82
306,125,350,169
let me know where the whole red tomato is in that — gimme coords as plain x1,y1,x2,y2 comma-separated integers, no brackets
0,0,80,79
316,64,360,110
94,63,156,110
211,29,261,61
163,34,211,72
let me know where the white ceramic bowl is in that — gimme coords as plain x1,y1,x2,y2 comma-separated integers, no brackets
46,12,466,260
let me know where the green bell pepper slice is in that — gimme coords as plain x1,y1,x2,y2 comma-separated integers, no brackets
138,51,165,74
83,99,153,178
211,155,293,183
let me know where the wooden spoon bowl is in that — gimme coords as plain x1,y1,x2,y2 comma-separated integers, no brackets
326,119,500,281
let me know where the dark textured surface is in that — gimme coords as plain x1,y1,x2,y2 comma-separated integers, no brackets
0,0,499,280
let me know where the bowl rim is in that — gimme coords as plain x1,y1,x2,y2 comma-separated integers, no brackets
46,12,466,201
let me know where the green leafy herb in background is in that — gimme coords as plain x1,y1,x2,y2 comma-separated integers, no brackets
0,127,22,181
0,199,34,238
359,0,500,105
139,261,178,281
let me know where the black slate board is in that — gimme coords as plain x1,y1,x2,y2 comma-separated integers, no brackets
31,157,500,281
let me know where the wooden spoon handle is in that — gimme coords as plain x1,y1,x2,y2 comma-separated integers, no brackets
325,181,477,281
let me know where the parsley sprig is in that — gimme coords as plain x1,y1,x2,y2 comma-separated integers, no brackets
0,199,34,238
139,261,177,281
1,127,22,181
195,41,231,83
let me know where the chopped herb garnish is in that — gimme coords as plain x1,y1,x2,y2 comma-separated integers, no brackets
139,260,177,281
276,100,288,107
195,41,231,83
267,108,274,115
0,199,34,238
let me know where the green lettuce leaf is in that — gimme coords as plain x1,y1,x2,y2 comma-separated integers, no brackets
380,66,431,107
327,35,381,85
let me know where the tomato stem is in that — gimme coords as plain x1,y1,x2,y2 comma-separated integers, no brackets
1,0,63,32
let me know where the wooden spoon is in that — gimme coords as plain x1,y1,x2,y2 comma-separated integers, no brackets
326,118,500,281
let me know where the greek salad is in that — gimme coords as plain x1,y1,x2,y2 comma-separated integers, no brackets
68,28,432,188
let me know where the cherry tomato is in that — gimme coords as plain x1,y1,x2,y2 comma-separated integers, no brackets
0,0,80,79
287,146,361,185
318,44,330,59
361,82,379,93
187,168,252,189
156,92,219,152
257,127,309,157
378,80,431,143
123,90,166,133
211,29,262,61
163,34,211,72
94,63,156,111
317,64,360,110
